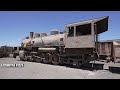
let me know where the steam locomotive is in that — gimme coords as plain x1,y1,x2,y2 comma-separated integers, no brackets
18,16,109,67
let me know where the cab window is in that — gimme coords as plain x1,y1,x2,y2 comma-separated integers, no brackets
68,27,74,37
76,23,91,36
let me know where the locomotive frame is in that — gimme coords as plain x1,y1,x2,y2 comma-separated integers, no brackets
17,16,109,67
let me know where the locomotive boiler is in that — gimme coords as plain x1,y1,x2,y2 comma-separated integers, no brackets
18,16,109,67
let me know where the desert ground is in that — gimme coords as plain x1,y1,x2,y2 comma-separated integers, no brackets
0,57,120,79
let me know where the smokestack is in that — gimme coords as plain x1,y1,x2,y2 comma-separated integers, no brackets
30,32,34,39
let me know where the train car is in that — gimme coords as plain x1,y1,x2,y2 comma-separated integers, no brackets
113,40,120,62
98,41,113,62
98,40,120,62
0,46,14,58
18,16,109,67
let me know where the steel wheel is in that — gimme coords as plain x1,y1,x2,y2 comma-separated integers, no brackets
51,54,60,65
43,53,50,64
29,57,35,62
20,58,25,61
36,57,42,63
73,61,81,68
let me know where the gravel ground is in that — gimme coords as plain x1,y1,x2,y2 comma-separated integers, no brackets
0,57,120,79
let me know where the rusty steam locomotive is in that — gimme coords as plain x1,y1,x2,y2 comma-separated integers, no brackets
18,16,109,67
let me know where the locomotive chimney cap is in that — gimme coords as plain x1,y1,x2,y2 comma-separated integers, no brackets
29,32,34,39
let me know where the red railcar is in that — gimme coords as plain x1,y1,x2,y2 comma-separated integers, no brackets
98,40,120,62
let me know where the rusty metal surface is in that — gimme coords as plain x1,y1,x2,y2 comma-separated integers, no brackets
0,46,14,58
32,33,65,47
114,47,120,58
114,41,120,58
22,38,31,47
34,33,40,38
98,40,120,62
65,16,108,34
98,42,113,56
65,35,95,48
41,33,47,37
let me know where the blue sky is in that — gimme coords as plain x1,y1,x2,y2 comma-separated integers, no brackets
0,11,120,46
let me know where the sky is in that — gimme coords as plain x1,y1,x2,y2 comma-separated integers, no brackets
0,11,120,46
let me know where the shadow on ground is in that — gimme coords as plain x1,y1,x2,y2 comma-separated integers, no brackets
80,63,104,71
109,66,120,74
18,59,120,73
64,63,104,71
17,58,105,71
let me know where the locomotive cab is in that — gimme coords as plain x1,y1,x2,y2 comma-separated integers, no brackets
65,16,109,49
63,16,109,66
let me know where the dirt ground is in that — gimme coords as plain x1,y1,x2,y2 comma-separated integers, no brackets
0,57,120,79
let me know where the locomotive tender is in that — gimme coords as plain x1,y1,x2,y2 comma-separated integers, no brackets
19,16,109,67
